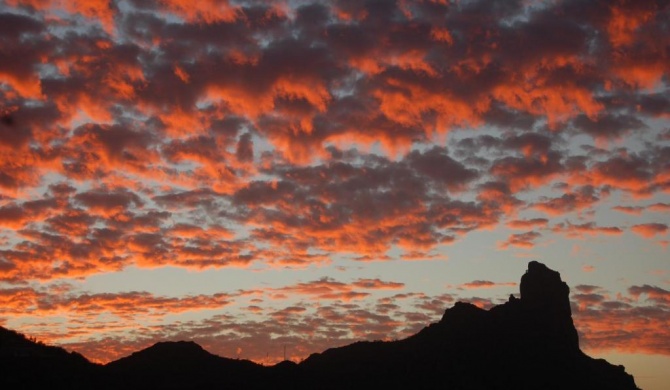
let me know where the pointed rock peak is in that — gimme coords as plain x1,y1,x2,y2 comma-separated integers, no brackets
520,261,571,313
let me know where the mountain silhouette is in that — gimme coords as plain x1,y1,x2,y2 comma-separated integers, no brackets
105,340,271,389
0,261,639,389
299,261,638,389
0,326,97,388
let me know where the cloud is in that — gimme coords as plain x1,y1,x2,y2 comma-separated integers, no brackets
74,189,144,214
612,206,644,215
0,286,232,320
19,288,441,364
156,0,241,24
10,279,670,365
629,285,670,305
572,293,606,310
566,279,670,355
576,305,670,355
0,0,668,365
533,186,600,216
405,147,479,190
271,276,404,301
459,280,517,290
552,222,624,238
506,218,549,229
352,279,405,290
571,113,647,141
490,152,564,192
574,285,603,295
631,223,669,238
648,203,670,212
586,155,657,195
498,231,542,249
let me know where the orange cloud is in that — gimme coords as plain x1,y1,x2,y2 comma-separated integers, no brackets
629,285,670,305
6,0,116,33
506,218,549,229
612,206,644,215
631,223,668,238
575,304,670,355
648,203,670,212
1,0,669,366
0,286,232,320
160,0,241,24
0,72,42,99
7,280,670,365
552,222,624,238
272,277,404,302
352,279,404,290
498,231,541,249
607,3,655,48
533,186,600,216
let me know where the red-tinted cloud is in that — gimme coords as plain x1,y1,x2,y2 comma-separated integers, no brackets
533,186,600,216
506,218,549,229
629,285,670,305
271,277,404,301
612,206,644,215
9,279,670,365
498,231,541,249
648,203,670,212
631,223,669,238
552,222,624,238
0,0,668,366
0,286,232,320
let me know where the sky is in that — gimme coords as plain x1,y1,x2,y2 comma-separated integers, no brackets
0,0,669,388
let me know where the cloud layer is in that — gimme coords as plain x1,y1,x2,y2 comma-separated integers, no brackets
0,0,668,365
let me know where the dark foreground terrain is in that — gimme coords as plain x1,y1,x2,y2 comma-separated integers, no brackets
0,261,639,389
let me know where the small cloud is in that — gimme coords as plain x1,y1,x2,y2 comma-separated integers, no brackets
631,223,668,238
497,231,541,249
459,280,517,290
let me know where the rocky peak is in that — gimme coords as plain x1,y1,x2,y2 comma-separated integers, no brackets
1,261,639,390
520,260,571,314
518,261,579,352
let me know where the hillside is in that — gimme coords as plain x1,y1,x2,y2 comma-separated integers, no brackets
0,261,639,389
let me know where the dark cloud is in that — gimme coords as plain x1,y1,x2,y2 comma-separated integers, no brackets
75,189,144,212
572,113,647,139
533,186,600,215
406,146,479,190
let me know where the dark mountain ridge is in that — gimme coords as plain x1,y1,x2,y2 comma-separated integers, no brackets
0,261,639,389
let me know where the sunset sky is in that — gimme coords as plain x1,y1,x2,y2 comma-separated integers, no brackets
0,0,669,388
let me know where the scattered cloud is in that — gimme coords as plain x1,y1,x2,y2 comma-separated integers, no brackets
631,223,669,238
459,280,517,290
0,0,668,366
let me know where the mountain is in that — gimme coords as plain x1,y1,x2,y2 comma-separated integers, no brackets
104,340,267,389
299,261,638,389
0,261,639,389
0,326,98,388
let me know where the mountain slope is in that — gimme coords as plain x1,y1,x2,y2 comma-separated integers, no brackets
0,326,98,388
0,261,639,389
104,340,265,389
299,261,638,389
